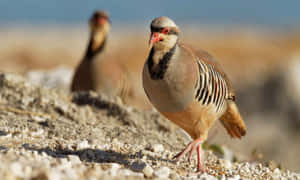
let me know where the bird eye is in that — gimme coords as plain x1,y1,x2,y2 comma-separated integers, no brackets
162,28,170,34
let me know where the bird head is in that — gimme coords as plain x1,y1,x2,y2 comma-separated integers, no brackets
149,16,179,50
88,10,111,53
89,10,111,35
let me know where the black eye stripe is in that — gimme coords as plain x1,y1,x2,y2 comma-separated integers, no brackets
150,26,178,35
150,26,164,32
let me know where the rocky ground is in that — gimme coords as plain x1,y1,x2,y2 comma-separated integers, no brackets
0,73,299,180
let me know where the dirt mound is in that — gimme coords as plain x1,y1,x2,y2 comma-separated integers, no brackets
0,72,298,179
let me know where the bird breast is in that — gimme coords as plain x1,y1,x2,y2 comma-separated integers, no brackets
143,51,198,112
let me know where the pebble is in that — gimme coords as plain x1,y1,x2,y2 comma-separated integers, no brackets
48,169,62,180
10,162,23,178
77,140,89,149
143,164,154,178
154,166,170,179
271,168,281,179
41,151,48,157
151,144,164,153
227,175,241,180
191,173,217,180
108,163,121,176
30,129,44,137
67,155,81,164
131,160,146,172
65,168,78,179
119,169,144,177
169,172,180,180
220,159,232,169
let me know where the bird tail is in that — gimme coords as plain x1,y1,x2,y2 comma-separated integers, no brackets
219,101,246,139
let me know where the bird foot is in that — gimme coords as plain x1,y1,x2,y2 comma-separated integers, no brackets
172,138,204,172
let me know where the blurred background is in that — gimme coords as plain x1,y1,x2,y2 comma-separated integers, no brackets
0,0,300,171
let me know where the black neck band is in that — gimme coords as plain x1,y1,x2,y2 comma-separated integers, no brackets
85,36,107,60
147,45,176,80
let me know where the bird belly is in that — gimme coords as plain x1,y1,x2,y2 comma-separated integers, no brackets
161,101,219,140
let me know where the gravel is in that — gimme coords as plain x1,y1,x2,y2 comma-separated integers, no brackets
0,72,299,180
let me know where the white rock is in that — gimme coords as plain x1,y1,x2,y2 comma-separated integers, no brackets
271,168,281,179
119,169,143,177
88,177,98,180
143,164,154,178
26,66,73,89
273,168,281,175
151,144,164,153
109,163,121,177
10,162,23,177
77,140,89,149
58,158,72,170
23,165,32,178
0,133,12,139
191,172,217,180
59,158,68,164
220,175,226,180
169,172,180,180
48,169,62,180
65,168,78,179
41,151,48,157
221,159,232,169
228,175,241,180
290,172,300,179
67,155,81,164
154,166,170,179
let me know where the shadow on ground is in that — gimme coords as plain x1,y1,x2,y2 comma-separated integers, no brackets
22,143,172,172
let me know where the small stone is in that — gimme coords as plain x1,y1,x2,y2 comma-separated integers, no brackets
77,140,89,149
48,169,62,180
41,151,48,157
271,168,281,179
169,172,180,180
10,162,23,177
228,175,241,180
131,160,146,172
273,168,281,175
67,155,81,164
151,144,164,153
109,163,121,176
112,138,118,144
221,159,232,169
154,166,170,179
143,164,153,178
191,172,217,180
65,168,78,179
59,158,68,164
119,169,143,177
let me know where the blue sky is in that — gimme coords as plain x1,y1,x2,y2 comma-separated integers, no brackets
0,0,299,27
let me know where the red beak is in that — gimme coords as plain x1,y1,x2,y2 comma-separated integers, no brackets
97,18,107,25
149,32,163,45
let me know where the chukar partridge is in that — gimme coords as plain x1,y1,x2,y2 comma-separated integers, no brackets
71,11,128,99
142,16,246,173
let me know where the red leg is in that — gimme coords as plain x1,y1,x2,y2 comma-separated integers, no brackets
172,138,205,173
188,143,197,162
196,143,204,172
173,142,193,161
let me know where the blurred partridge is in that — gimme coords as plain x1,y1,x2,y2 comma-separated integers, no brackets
142,16,246,173
71,11,128,99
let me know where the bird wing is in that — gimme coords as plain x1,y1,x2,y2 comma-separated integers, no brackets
179,43,246,138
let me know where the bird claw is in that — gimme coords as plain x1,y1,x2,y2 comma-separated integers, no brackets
172,138,204,172
172,152,181,161
189,168,206,176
